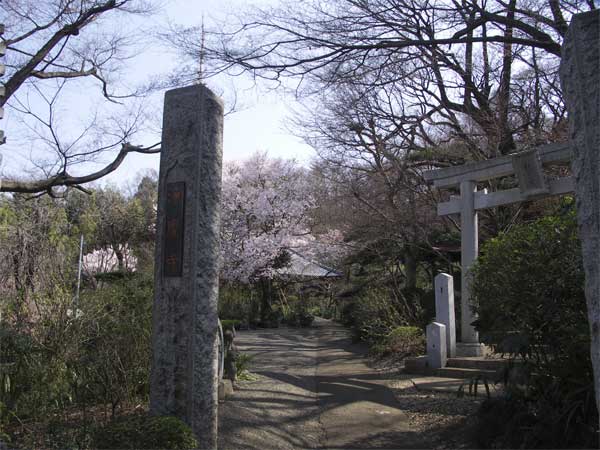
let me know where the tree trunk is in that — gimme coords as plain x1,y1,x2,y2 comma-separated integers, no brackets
259,277,273,322
115,246,125,272
403,247,418,292
496,0,517,156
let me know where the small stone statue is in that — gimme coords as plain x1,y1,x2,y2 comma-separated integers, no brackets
223,328,237,382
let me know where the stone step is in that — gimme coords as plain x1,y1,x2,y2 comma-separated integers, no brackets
410,376,503,396
411,376,466,393
434,366,500,380
404,355,517,380
404,356,429,374
446,356,511,371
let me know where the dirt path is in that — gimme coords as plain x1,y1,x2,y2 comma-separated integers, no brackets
218,318,479,449
217,323,322,449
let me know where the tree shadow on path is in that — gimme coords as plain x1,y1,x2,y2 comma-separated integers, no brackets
218,319,473,449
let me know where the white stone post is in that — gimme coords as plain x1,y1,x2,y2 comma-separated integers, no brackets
426,322,447,369
435,273,456,358
460,180,479,345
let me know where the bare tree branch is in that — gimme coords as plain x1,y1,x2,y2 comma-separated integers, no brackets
2,1,136,106
1,0,161,194
1,142,161,194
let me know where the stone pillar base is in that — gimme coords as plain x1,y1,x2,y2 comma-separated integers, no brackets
456,342,488,357
218,380,234,401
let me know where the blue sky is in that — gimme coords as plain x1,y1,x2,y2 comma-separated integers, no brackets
1,0,316,189
105,0,317,185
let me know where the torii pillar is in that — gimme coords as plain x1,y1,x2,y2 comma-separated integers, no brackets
459,180,480,350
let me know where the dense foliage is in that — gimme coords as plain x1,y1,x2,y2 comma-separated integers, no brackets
381,326,426,358
341,287,405,345
218,280,320,329
0,273,153,447
92,414,198,449
0,182,157,447
471,206,586,360
471,203,597,448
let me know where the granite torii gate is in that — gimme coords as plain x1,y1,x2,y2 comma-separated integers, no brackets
423,142,574,356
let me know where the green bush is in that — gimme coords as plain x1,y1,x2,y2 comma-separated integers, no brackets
0,273,153,428
339,298,358,328
235,353,253,374
218,283,255,326
261,308,284,328
283,310,314,327
75,272,153,415
0,428,10,447
320,308,333,319
470,203,597,448
0,286,86,421
299,312,314,327
280,297,315,328
92,414,198,449
346,288,404,345
220,319,241,331
471,208,586,362
386,326,425,357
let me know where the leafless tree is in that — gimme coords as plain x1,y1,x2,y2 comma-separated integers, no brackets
298,84,452,293
177,0,583,245
1,0,161,195
168,0,592,158
198,0,590,79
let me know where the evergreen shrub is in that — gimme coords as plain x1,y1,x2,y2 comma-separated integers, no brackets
348,287,403,345
0,273,153,429
386,326,425,357
220,319,241,331
470,203,597,448
92,414,198,449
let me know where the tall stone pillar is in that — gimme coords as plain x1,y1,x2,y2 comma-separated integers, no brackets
559,9,600,433
460,180,479,345
150,84,223,448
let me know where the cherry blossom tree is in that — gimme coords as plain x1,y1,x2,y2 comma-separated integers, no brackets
220,152,347,282
220,153,315,283
219,153,348,323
